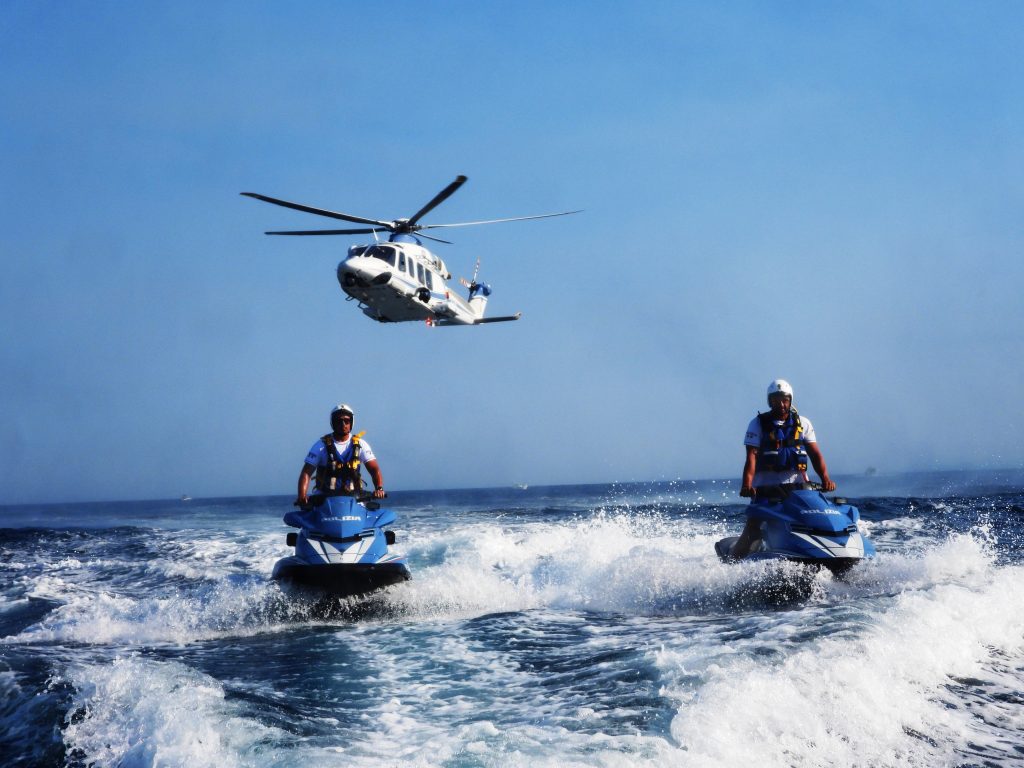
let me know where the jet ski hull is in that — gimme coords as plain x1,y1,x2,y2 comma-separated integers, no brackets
715,536,864,574
272,557,411,598
273,495,411,600
716,488,876,575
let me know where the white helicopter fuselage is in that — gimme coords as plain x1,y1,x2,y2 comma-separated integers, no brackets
242,175,570,326
337,236,501,325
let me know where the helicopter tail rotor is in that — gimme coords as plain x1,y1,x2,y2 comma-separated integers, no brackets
459,257,481,284
459,257,493,318
459,257,482,292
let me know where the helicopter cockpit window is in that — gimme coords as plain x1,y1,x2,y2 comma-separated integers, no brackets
348,246,367,257
366,245,397,266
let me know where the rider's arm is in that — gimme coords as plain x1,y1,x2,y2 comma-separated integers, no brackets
805,442,835,492
740,445,758,497
365,458,385,498
296,463,315,505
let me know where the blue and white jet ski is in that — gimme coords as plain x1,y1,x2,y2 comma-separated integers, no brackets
715,485,876,574
272,495,411,597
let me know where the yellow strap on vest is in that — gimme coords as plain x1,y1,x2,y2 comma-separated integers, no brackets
346,431,366,469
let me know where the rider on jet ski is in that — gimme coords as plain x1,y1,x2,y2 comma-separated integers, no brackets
732,379,835,558
295,403,386,507
276,403,408,598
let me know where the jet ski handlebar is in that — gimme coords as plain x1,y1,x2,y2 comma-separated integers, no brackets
753,482,850,505
754,481,825,501
293,491,388,511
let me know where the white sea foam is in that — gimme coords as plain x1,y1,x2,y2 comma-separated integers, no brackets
6,574,294,646
659,537,1024,767
2,505,809,647
389,509,818,620
319,618,680,767
3,531,292,646
142,530,283,582
314,520,1024,766
1,506,1002,651
61,656,294,767
9,498,1024,766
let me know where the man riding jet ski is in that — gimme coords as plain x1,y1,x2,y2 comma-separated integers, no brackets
297,403,386,506
272,402,410,597
716,379,874,572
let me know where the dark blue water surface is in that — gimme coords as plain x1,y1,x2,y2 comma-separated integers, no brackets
2,470,1024,767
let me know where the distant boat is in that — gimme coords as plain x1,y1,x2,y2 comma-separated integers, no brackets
181,495,192,502
513,483,528,490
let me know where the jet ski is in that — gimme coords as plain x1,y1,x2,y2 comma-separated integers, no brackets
715,484,876,574
272,494,411,597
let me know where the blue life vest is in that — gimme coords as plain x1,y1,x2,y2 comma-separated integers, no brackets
757,410,809,472
315,432,364,495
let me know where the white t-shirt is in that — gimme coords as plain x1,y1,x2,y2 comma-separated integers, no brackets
304,435,377,492
744,414,816,487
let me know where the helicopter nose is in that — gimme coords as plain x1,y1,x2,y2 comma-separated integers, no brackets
337,260,367,288
337,257,389,289
339,258,367,277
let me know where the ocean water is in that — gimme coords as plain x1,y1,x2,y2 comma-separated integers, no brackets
2,470,1024,768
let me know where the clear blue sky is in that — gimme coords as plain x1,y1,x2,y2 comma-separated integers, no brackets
2,2,1022,503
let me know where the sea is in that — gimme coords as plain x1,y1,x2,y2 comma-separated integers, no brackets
2,470,1024,768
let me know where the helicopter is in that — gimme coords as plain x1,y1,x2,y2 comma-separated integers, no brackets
242,175,579,326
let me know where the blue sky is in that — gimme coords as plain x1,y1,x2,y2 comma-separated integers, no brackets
2,2,1022,503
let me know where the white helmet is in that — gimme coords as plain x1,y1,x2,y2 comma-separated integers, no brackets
766,379,793,403
330,403,355,419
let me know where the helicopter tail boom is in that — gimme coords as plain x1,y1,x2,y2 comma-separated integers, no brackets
433,312,521,327
472,313,522,324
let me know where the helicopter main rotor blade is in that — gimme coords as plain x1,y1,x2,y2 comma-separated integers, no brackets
265,228,380,236
415,232,454,245
406,175,468,227
241,192,391,229
421,210,583,228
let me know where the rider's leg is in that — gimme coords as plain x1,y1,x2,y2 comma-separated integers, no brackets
729,517,762,558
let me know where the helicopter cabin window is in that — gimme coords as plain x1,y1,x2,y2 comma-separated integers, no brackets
366,245,396,266
416,263,425,285
398,253,406,273
425,270,434,290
